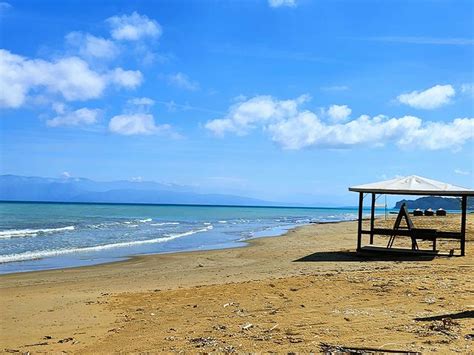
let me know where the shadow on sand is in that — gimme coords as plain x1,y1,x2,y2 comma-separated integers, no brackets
293,250,436,262
414,310,474,322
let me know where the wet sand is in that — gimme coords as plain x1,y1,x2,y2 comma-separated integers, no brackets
1,215,473,353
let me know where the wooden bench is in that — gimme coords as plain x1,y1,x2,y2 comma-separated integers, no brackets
373,227,438,251
375,203,439,251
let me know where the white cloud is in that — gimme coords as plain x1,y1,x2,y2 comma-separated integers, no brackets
205,94,309,136
398,118,474,150
166,72,199,91
327,104,351,122
0,50,103,107
397,84,455,109
454,169,470,176
52,102,66,115
163,100,178,112
66,32,119,60
125,97,154,114
205,95,474,151
109,113,171,136
273,114,474,150
109,68,143,88
65,12,163,66
232,94,248,102
0,2,11,12
268,0,297,8
61,171,71,179
269,114,427,150
128,97,155,106
107,12,161,41
461,83,474,97
0,49,142,108
46,107,101,127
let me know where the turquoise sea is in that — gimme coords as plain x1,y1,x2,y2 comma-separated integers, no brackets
0,202,361,274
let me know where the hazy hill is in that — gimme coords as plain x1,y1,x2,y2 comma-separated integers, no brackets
395,196,473,210
0,175,277,206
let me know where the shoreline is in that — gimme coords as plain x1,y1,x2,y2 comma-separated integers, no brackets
0,222,318,278
1,216,472,353
0,219,356,276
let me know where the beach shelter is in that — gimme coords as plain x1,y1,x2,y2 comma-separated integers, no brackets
349,175,474,256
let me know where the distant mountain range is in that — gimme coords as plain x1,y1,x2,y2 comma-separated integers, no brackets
0,175,279,206
395,196,473,210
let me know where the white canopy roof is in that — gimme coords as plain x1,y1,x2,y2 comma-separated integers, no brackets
349,175,474,196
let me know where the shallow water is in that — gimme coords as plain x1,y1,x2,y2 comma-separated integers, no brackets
0,202,364,274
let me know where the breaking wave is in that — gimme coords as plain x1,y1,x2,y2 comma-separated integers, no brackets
150,222,180,226
0,226,75,239
0,225,213,263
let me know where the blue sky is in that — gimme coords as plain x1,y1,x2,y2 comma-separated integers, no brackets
0,0,473,205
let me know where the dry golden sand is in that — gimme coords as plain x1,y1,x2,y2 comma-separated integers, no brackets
0,215,473,353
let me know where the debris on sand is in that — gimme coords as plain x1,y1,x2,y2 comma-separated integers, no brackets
320,343,421,354
423,297,436,305
189,337,217,348
213,324,227,331
427,318,460,338
264,324,279,333
57,337,76,344
287,336,303,343
241,323,254,331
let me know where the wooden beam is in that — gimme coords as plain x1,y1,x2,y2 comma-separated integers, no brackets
460,195,467,256
357,192,363,251
363,229,463,239
370,193,376,245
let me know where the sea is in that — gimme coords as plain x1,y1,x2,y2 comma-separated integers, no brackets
0,201,363,274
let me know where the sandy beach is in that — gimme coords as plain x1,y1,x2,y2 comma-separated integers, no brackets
2,0,473,353
1,215,473,353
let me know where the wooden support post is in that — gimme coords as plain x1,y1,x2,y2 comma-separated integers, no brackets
357,192,363,251
370,193,376,245
460,195,467,256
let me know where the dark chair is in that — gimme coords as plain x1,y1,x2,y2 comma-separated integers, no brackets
436,208,447,216
413,208,423,216
424,208,434,216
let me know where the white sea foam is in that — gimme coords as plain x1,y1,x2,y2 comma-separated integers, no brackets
87,221,122,229
218,220,227,224
0,225,213,263
0,226,75,239
88,220,178,229
138,218,152,223
296,219,310,224
163,225,212,238
150,222,180,226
